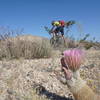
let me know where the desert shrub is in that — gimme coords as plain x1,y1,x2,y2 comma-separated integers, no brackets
22,38,53,59
0,38,53,59
79,33,90,43
78,41,96,50
64,37,76,48
78,33,100,49
0,26,23,40
0,26,53,59
84,42,93,49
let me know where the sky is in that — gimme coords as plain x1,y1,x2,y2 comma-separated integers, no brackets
0,0,100,41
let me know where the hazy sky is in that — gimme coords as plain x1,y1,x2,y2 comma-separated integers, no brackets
0,0,100,41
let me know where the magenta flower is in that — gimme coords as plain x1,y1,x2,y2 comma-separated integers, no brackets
63,49,85,71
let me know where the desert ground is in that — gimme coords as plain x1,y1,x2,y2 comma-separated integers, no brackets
0,49,100,100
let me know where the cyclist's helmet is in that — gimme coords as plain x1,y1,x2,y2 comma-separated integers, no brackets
52,20,61,26
59,20,65,26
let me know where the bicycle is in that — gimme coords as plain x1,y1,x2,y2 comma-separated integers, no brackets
44,26,65,47
44,20,76,47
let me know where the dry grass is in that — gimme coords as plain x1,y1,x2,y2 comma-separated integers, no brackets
65,38,76,48
0,35,53,59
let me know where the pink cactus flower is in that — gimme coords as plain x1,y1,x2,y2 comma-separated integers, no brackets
63,49,85,71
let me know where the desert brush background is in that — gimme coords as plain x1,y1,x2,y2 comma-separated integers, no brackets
0,28,100,100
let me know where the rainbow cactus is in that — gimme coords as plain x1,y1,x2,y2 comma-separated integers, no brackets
63,49,85,71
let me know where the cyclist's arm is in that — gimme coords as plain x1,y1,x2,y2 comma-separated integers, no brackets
50,26,55,32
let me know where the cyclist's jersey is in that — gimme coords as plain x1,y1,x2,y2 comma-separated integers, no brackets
59,20,65,26
53,21,61,26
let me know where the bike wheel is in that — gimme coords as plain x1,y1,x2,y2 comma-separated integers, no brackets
50,36,57,47
50,35,65,48
50,37,54,45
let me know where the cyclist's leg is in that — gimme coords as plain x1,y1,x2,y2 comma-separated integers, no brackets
60,27,66,43
52,31,55,37
61,33,66,43
55,27,60,36
52,27,61,46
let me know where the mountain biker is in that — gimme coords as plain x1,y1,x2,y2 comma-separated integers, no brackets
51,20,66,42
